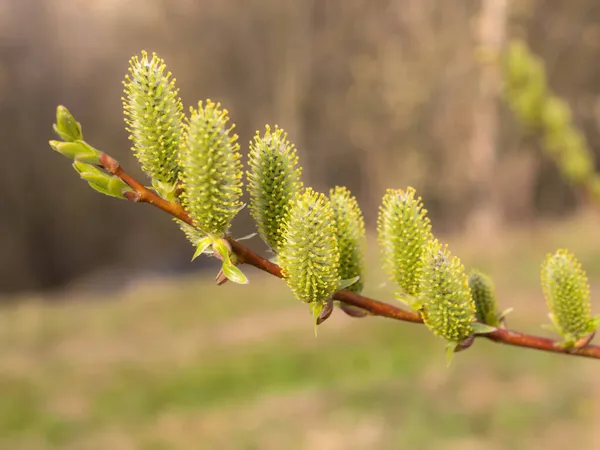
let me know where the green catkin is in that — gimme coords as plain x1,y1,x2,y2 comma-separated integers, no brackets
420,239,476,343
377,187,432,299
468,270,500,326
179,100,243,237
329,186,366,293
278,188,340,304
247,126,303,252
503,40,595,189
122,51,184,196
541,249,599,346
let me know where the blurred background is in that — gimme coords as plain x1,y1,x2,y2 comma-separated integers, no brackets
2,0,600,449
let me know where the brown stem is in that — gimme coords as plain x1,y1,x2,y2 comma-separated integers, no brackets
99,155,600,360
99,154,194,226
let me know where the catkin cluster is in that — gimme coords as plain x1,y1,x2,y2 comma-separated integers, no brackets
49,49,600,362
503,40,600,200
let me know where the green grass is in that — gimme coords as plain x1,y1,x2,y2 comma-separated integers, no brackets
2,212,600,449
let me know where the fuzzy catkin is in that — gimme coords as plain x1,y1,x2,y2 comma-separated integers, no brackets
541,249,594,341
278,188,340,304
123,51,184,187
377,187,432,297
420,239,476,343
329,186,365,293
468,270,500,326
179,100,243,236
247,126,303,252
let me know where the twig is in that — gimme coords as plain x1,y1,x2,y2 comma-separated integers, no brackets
98,154,600,360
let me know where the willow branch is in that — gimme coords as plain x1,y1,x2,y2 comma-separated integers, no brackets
98,154,600,360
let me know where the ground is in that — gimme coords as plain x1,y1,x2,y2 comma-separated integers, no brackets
2,211,600,449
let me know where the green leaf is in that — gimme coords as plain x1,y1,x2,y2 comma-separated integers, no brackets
49,140,102,164
498,307,514,323
191,236,213,261
54,105,83,141
72,161,132,199
337,276,360,292
222,261,248,285
471,323,497,334
212,238,232,264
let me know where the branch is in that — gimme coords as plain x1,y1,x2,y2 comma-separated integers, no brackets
98,154,600,360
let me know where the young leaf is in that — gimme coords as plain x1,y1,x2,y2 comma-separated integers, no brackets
123,51,184,199
54,105,83,142
221,261,248,285
377,187,432,302
329,186,366,293
49,140,102,165
180,100,243,237
541,249,599,347
212,237,248,285
247,125,303,252
279,188,340,306
419,239,477,344
72,161,133,199
191,236,213,261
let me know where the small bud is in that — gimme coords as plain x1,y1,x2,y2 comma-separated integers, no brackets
53,106,83,141
541,249,600,347
316,299,334,325
338,302,369,318
49,140,102,164
72,161,132,199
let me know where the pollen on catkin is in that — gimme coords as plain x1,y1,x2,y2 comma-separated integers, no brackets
420,239,476,343
123,51,184,190
329,186,366,293
247,125,303,252
377,187,432,298
278,188,340,304
541,249,597,344
179,100,243,236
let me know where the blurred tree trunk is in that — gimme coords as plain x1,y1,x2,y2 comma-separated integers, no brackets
466,0,507,238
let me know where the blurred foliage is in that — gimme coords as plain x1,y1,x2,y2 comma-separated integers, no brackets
1,215,600,448
503,40,600,201
3,0,600,293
